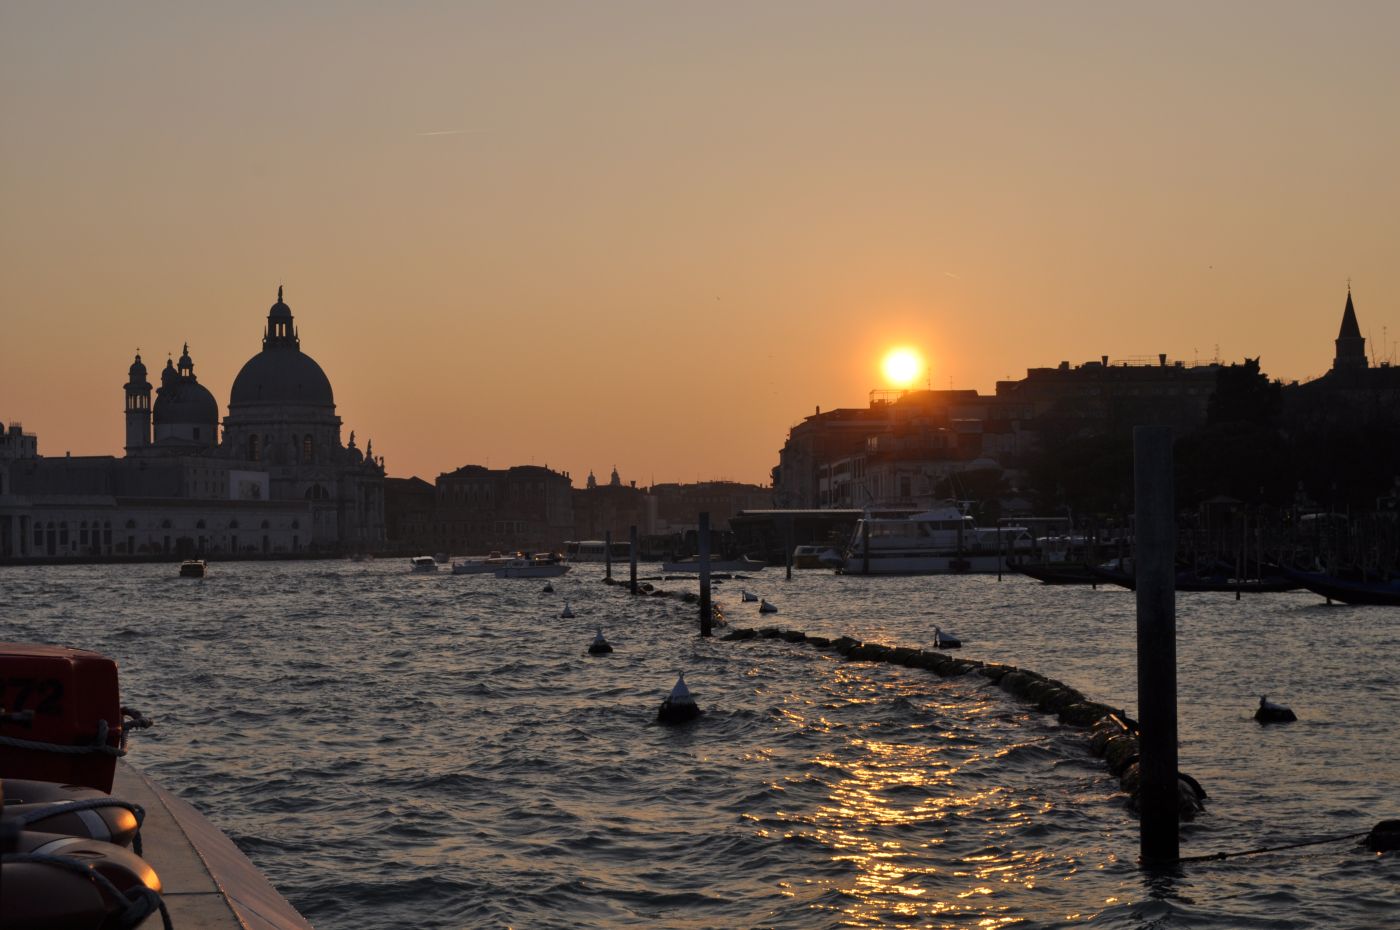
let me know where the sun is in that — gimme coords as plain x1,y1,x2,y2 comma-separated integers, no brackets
881,347,924,388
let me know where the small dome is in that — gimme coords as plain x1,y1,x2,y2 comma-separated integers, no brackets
128,353,147,379
160,358,178,387
269,285,292,320
153,379,219,425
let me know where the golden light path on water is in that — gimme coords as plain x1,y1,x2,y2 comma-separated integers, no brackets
749,664,1102,929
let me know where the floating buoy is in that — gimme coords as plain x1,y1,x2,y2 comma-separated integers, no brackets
741,590,758,602
1255,695,1297,724
657,673,700,724
758,599,778,614
587,627,612,655
560,601,575,619
542,583,554,594
933,625,962,649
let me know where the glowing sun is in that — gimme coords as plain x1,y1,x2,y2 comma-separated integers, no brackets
881,347,924,388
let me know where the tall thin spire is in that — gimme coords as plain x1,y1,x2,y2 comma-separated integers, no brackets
1334,283,1367,371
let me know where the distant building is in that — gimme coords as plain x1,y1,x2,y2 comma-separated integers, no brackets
428,464,574,554
0,289,385,560
1287,286,1400,425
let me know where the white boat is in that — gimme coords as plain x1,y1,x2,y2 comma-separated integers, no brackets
409,555,438,572
661,556,766,573
563,540,634,563
839,505,1034,575
791,545,841,569
179,559,207,578
451,551,512,575
495,555,571,578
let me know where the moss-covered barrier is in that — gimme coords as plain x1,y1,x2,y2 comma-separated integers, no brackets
720,625,1206,820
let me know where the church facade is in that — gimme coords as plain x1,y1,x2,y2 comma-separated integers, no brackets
0,290,385,560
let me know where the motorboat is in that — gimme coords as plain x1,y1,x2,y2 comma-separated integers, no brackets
791,544,841,569
451,551,513,575
563,540,634,563
410,556,438,572
178,560,207,578
495,554,571,578
661,556,766,573
839,505,1033,575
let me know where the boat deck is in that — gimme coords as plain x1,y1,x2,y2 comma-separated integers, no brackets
114,761,312,929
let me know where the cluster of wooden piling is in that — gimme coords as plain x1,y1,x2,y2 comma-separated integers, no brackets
718,624,1203,816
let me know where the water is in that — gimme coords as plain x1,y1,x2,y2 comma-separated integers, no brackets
3,561,1396,928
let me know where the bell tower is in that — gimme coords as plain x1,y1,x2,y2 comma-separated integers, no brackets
1333,285,1368,372
124,352,152,452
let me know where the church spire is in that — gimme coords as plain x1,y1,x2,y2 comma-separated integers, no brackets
1333,283,1367,372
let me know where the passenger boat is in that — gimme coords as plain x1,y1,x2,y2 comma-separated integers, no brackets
0,640,312,929
838,505,1034,575
661,556,767,573
179,559,207,578
409,555,438,572
451,551,513,574
495,553,571,578
563,540,634,563
1281,567,1400,605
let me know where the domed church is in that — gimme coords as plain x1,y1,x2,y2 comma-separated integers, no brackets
100,287,386,556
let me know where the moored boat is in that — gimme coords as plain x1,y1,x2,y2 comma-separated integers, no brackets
409,555,438,572
179,559,207,578
1281,567,1400,605
661,556,766,573
838,505,1034,575
496,553,571,578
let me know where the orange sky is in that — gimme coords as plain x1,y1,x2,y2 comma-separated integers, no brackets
3,3,1398,485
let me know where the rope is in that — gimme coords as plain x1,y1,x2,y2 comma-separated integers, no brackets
0,718,125,756
8,798,147,856
1172,830,1370,864
1,851,174,930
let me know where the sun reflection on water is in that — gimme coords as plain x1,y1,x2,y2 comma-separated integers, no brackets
760,666,1088,928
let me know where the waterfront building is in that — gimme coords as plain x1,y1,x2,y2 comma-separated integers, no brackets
0,290,386,560
430,464,574,554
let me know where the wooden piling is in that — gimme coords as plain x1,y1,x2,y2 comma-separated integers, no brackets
861,518,870,575
1133,425,1179,865
605,529,613,581
629,525,639,595
698,512,713,637
784,517,793,580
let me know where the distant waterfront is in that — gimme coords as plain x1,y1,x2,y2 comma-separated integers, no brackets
4,560,1395,928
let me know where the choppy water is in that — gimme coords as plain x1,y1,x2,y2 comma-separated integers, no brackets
3,560,1396,929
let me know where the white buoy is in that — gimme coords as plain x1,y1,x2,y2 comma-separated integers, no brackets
588,626,612,655
933,625,962,649
657,672,701,724
741,590,758,602
560,600,575,619
1255,695,1297,723
758,598,778,614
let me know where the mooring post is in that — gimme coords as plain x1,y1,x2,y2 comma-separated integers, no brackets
698,512,713,636
784,517,793,580
605,529,613,581
1134,425,1179,865
997,523,1003,581
629,524,639,595
861,518,871,575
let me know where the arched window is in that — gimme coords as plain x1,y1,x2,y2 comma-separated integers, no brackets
291,519,300,530
126,519,136,529
260,520,270,529
228,519,239,529
196,519,206,529
302,435,314,463
248,434,260,461
160,519,172,529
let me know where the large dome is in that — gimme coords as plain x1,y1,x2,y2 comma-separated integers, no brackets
228,288,335,408
153,379,219,425
229,349,335,407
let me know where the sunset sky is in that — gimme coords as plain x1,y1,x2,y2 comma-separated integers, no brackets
4,3,1398,485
